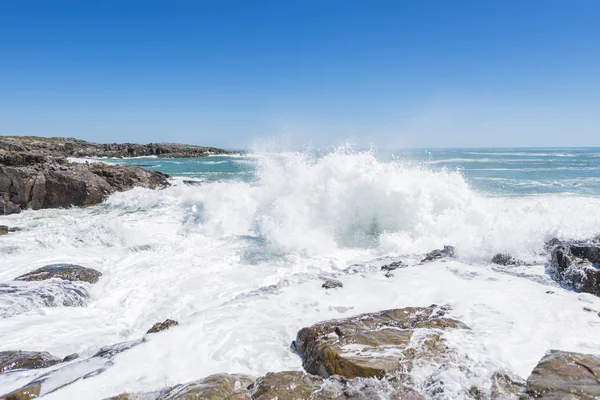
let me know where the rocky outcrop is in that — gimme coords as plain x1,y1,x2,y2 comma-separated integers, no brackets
0,154,170,215
549,241,600,296
15,264,102,284
0,136,232,159
293,305,468,381
525,350,600,399
421,245,455,262
146,319,179,334
0,351,62,373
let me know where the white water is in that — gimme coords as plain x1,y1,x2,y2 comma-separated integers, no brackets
2,150,600,398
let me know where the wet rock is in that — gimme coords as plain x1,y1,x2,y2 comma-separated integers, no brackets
146,319,179,334
490,371,525,399
106,373,254,400
526,350,600,399
491,253,521,266
0,281,90,318
421,245,455,262
0,226,7,235
0,351,62,373
15,264,102,284
62,353,79,362
322,279,343,289
381,261,406,271
294,305,468,380
0,383,41,400
1,156,170,215
251,371,339,400
550,244,600,296
182,180,204,186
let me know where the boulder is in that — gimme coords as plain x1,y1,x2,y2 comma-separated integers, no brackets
0,351,62,373
421,246,455,263
322,279,343,289
146,319,179,334
0,226,7,236
250,371,338,400
526,350,600,399
15,264,102,284
491,253,521,266
0,159,170,215
294,305,468,380
551,244,600,296
106,373,254,400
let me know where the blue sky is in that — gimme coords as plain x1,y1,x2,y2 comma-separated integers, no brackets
1,0,599,148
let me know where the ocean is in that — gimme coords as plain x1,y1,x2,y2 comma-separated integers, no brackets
2,146,600,398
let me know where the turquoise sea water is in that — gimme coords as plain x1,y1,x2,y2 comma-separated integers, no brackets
108,147,600,197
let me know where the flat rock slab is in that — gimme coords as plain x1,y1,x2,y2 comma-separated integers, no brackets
294,305,468,380
0,351,62,374
15,264,102,284
526,350,600,399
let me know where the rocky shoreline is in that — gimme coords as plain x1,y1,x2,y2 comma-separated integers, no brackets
0,136,232,215
2,241,600,399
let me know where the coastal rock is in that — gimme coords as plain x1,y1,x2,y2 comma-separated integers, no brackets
322,279,343,289
0,159,170,215
0,383,41,400
0,226,7,236
421,246,455,263
293,305,468,380
0,351,62,373
15,264,102,284
0,136,232,159
491,253,521,266
146,319,179,334
0,281,91,318
106,373,254,400
525,350,600,399
381,261,406,271
550,243,600,296
250,371,336,400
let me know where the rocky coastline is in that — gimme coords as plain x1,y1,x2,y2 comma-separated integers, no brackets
2,240,600,399
0,135,234,215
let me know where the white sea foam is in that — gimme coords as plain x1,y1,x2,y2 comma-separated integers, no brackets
1,148,600,398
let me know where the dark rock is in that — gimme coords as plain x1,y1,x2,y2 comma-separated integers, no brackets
550,244,600,296
322,279,343,289
182,180,204,186
146,319,179,334
491,253,520,266
384,272,394,278
294,305,468,380
546,291,555,294
490,371,525,399
421,245,455,263
381,261,406,271
544,238,564,251
62,353,79,362
15,264,102,284
526,350,600,399
0,226,7,236
1,154,170,215
0,351,62,373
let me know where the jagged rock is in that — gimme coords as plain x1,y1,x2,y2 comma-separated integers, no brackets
551,244,600,296
15,264,102,284
146,319,179,334
322,279,343,289
491,253,521,266
421,246,455,262
490,371,526,399
0,383,41,400
526,350,600,399
294,305,468,380
0,158,170,215
0,351,62,373
381,261,406,271
106,373,254,400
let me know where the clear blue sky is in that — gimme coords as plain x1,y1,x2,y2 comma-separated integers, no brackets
1,0,599,148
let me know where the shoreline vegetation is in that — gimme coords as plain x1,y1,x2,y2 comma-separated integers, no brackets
0,136,234,215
